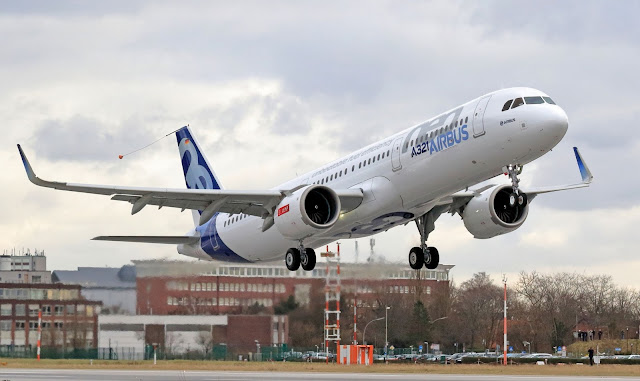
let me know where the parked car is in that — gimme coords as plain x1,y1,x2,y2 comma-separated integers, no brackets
522,353,553,359
456,352,479,363
420,353,438,361
301,351,330,361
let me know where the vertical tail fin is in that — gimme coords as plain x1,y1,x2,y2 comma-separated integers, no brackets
175,126,223,226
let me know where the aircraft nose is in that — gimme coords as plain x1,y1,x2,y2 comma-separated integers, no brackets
548,105,569,136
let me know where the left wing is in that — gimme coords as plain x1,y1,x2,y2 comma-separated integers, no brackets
17,145,363,226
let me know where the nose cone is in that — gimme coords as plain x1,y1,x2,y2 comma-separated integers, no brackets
548,105,569,140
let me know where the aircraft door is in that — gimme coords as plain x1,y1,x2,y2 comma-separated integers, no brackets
472,95,492,137
391,137,403,171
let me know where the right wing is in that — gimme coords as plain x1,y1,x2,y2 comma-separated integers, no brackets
17,145,363,226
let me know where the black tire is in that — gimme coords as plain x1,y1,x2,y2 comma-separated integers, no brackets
409,247,424,270
285,248,301,271
301,248,316,271
425,246,440,269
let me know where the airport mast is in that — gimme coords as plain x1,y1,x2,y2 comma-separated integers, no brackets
322,243,341,363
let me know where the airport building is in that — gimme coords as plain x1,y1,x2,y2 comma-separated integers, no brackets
53,266,137,314
134,260,454,315
98,314,288,358
0,283,102,349
0,250,51,284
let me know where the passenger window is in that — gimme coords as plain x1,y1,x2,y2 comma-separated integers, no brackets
455,121,458,127
502,100,513,111
330,175,333,181
543,96,556,105
387,150,390,156
411,140,414,146
465,116,468,123
511,98,524,109
368,158,371,165
352,165,355,171
377,154,381,160
524,96,545,104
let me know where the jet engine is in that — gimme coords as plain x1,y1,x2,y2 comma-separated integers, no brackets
462,185,529,239
274,185,341,240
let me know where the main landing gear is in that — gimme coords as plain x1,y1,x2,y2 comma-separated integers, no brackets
409,213,440,270
285,242,316,272
504,164,528,208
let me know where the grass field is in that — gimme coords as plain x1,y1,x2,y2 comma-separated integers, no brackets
1,359,640,376
568,339,640,356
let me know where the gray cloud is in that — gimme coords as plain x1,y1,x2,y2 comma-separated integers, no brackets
2,1,639,287
28,115,154,162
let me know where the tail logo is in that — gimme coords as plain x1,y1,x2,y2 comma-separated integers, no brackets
179,138,214,189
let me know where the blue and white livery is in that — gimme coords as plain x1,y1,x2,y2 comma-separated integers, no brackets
17,87,593,271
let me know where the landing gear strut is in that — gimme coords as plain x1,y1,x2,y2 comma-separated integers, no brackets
504,164,528,208
285,242,316,272
409,213,440,270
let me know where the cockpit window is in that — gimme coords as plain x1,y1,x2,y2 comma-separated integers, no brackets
524,96,545,104
502,100,513,111
511,97,524,109
543,96,556,105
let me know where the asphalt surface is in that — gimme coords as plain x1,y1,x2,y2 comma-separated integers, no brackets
1,370,640,381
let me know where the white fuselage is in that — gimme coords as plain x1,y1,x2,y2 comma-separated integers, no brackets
179,87,569,262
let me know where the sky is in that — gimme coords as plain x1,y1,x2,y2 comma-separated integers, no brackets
1,1,639,288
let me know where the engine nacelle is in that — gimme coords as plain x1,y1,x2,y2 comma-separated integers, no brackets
274,185,341,240
462,185,529,239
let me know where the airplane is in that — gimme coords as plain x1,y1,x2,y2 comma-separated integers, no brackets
18,87,593,272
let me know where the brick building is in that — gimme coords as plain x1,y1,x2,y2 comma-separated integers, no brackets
0,283,102,350
134,260,453,316
98,314,288,357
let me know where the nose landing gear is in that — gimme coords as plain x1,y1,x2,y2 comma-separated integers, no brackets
504,164,528,208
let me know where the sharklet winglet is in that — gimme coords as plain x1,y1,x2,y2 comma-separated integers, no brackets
573,147,593,184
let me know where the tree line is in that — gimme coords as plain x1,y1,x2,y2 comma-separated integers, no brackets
284,271,640,353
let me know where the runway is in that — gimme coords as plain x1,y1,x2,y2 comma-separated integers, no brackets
1,369,639,381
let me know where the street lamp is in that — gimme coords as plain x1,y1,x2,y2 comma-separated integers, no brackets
362,317,384,345
424,341,428,355
254,340,260,361
385,306,391,359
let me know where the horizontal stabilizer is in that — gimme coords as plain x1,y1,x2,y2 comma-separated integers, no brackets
92,236,200,245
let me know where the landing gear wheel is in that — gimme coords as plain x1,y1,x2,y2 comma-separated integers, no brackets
424,246,439,270
301,248,316,271
409,247,424,270
285,248,301,271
